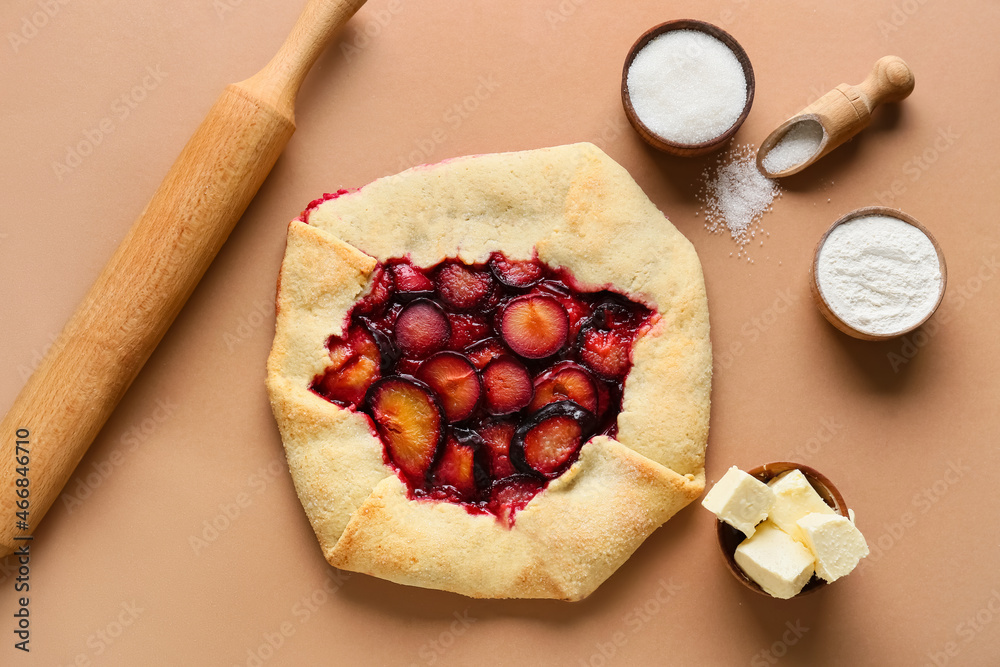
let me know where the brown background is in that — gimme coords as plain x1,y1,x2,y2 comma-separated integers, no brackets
2,0,999,665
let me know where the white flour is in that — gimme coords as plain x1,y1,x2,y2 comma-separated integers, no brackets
816,215,942,335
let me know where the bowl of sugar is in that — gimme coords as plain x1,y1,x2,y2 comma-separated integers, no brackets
621,20,755,156
811,207,947,341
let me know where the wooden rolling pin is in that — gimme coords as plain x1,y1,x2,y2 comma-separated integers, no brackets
0,0,368,557
757,56,915,178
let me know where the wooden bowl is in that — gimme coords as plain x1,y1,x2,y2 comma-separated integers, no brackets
810,206,948,341
716,463,849,598
621,19,755,157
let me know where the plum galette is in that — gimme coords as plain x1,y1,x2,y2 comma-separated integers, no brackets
267,143,711,600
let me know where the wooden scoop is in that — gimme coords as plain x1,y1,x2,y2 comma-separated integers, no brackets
757,56,915,178
0,0,367,557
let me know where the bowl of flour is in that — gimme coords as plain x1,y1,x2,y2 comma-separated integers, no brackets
811,207,947,340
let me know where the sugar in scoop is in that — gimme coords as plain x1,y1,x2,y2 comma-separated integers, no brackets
761,119,825,174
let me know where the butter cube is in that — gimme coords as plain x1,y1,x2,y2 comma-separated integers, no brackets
767,469,835,544
796,513,869,582
701,466,775,537
734,521,816,599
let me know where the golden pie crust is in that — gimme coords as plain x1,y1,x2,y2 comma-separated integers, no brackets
266,143,711,601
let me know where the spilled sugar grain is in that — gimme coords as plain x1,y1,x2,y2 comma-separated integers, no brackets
697,144,781,261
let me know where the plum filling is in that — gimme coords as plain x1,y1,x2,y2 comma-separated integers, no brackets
311,253,654,526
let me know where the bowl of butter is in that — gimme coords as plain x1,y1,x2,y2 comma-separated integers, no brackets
703,462,869,599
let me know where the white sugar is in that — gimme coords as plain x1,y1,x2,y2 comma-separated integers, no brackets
817,216,942,335
698,144,781,258
627,30,747,144
762,119,824,174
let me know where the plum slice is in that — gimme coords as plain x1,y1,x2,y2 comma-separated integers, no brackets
415,352,482,423
313,324,382,407
500,295,569,359
489,253,543,288
394,299,450,358
364,322,400,375
578,329,631,380
392,263,434,297
552,294,592,339
530,283,593,339
447,312,492,350
366,377,444,486
432,433,480,500
487,475,545,527
529,361,598,414
511,401,594,478
576,302,644,380
482,355,533,415
436,262,494,310
466,338,508,370
356,265,395,316
476,419,517,479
